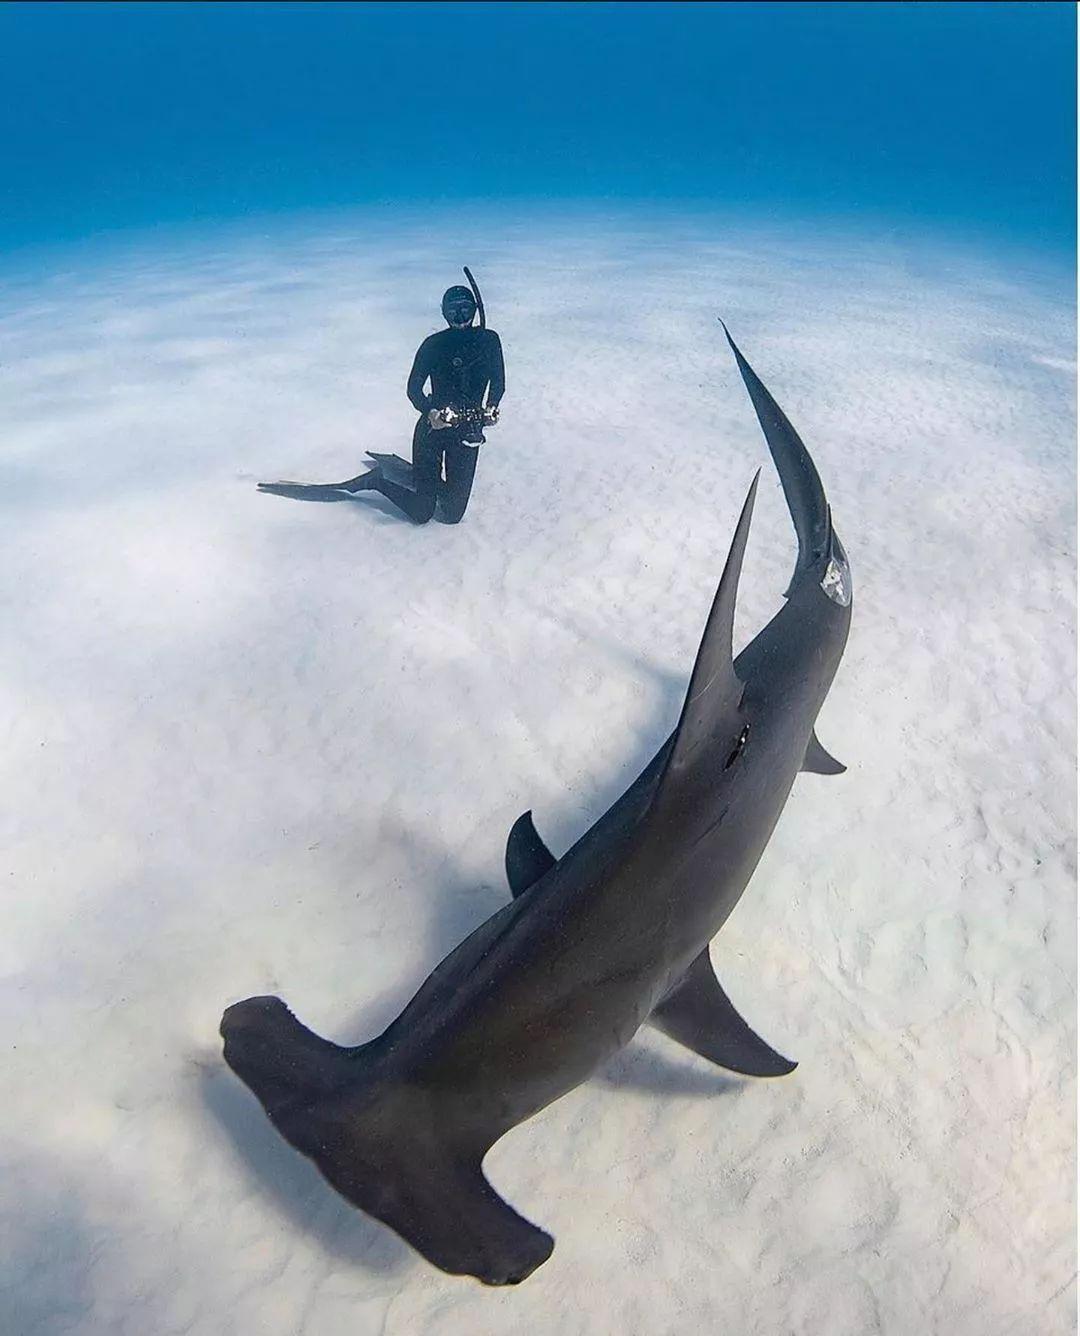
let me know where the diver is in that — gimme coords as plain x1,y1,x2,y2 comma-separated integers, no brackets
258,268,504,525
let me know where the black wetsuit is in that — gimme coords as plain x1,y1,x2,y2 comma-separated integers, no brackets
367,326,505,524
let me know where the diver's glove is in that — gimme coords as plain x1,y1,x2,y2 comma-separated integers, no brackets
428,407,459,430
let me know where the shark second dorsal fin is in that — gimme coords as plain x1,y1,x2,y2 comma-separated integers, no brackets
649,951,797,1078
505,811,557,898
654,473,758,803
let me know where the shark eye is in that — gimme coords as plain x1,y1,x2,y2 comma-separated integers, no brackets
723,724,751,770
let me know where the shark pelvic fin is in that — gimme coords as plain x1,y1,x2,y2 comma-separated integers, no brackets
505,811,557,898
802,729,846,775
655,473,758,799
648,950,797,1078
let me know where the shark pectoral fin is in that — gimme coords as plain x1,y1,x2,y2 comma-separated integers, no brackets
648,951,797,1078
802,729,846,775
505,810,557,898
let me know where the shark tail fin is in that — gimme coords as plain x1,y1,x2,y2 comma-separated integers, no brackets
720,322,832,597
654,472,758,803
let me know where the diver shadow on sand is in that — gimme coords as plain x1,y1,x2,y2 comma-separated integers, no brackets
197,1061,412,1279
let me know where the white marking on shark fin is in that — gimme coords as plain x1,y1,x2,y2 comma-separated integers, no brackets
649,950,797,1078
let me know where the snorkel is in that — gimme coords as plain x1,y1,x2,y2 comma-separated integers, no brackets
462,266,485,329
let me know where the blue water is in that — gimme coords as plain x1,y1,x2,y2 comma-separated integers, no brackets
0,1,1074,259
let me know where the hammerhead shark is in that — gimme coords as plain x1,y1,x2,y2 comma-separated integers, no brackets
220,326,853,1285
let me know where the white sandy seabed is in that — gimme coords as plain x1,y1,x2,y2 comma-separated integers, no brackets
1,209,1075,1335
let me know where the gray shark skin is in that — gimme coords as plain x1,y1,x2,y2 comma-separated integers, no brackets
220,328,853,1286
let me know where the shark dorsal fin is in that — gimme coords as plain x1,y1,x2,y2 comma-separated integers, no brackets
505,811,557,898
655,472,758,802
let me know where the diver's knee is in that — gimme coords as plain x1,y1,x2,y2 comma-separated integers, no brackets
437,494,470,524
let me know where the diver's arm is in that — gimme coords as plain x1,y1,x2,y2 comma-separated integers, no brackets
407,338,434,412
485,331,505,408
